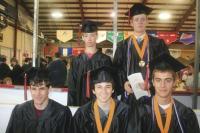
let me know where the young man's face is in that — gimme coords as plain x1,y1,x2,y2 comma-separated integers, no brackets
130,14,148,33
82,32,97,47
92,82,113,104
153,71,176,99
30,82,49,107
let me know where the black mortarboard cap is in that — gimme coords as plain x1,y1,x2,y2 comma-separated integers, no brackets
81,20,103,33
85,66,121,98
125,3,153,17
149,53,186,72
90,66,116,85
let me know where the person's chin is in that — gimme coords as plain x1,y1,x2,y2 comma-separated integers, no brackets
99,97,110,103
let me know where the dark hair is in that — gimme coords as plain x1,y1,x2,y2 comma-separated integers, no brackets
55,52,61,58
10,57,18,64
0,55,6,62
152,62,176,80
29,68,50,87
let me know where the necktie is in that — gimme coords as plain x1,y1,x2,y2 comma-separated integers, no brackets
137,37,142,44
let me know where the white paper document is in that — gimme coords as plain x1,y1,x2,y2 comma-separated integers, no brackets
128,73,149,99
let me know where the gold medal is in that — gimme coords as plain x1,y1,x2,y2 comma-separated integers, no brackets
139,60,145,67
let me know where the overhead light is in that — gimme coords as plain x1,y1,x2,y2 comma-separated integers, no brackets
110,11,116,17
51,11,63,18
158,12,171,20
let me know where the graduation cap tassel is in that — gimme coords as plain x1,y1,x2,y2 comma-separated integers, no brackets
144,64,150,96
24,73,28,101
86,71,91,98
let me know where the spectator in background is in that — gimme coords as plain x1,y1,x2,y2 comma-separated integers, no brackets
10,57,24,85
6,67,72,133
45,56,53,64
3,77,12,85
40,57,48,70
47,52,67,87
0,55,11,84
22,58,32,72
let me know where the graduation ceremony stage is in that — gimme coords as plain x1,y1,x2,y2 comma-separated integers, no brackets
0,86,199,133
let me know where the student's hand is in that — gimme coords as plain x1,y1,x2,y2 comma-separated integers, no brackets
124,81,133,94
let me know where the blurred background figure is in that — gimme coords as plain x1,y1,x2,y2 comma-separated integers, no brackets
22,57,32,72
0,55,11,84
3,77,12,85
10,57,24,85
47,52,67,87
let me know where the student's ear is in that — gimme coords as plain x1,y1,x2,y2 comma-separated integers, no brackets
152,79,155,86
82,36,84,41
112,90,114,93
92,89,95,95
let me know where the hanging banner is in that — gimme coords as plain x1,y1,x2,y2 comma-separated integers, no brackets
157,32,179,45
179,32,195,45
96,31,107,43
124,31,133,40
44,44,58,57
57,30,73,43
72,48,85,56
106,31,124,43
59,47,72,56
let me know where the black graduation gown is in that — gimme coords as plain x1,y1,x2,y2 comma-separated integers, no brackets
72,99,129,133
113,35,169,96
0,62,11,81
127,95,200,133
11,64,24,85
67,51,112,106
6,99,72,133
47,59,67,87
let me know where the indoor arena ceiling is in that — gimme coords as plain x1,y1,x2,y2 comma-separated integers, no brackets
20,0,196,40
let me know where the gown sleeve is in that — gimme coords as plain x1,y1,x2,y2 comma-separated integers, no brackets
72,108,85,133
67,57,79,106
113,41,128,96
55,107,73,133
6,105,19,133
182,108,200,133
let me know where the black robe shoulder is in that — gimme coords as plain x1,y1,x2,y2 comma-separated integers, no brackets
72,99,129,133
6,99,72,133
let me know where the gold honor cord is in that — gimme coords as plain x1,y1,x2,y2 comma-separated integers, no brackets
94,98,116,133
154,96,173,133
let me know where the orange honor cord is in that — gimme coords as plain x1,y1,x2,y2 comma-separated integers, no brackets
154,96,172,133
131,34,149,60
94,98,116,133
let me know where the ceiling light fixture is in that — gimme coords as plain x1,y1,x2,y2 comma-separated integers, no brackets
51,11,63,18
110,11,116,17
158,12,171,20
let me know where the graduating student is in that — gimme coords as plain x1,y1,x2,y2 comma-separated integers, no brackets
67,20,112,106
6,68,72,133
73,66,129,133
113,3,169,98
127,53,200,133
